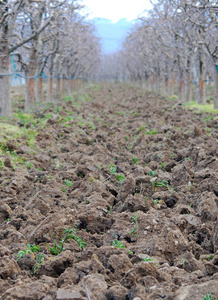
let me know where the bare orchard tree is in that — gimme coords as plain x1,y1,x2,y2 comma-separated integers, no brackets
184,0,218,107
120,0,217,108
0,0,50,116
16,0,82,109
53,17,101,97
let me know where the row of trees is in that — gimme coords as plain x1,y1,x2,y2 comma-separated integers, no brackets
96,0,218,109
0,0,101,117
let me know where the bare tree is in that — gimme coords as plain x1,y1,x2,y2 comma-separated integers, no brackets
119,0,217,108
0,0,101,115
0,0,53,116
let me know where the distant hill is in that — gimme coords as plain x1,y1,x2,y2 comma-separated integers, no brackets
93,18,133,54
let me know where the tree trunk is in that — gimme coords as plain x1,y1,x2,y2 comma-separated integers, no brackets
36,77,43,102
0,9,11,117
178,68,184,102
152,74,156,92
25,47,37,110
156,66,160,94
169,75,175,96
185,69,191,103
67,76,71,95
199,51,206,104
55,77,61,101
47,77,53,102
192,56,200,103
64,77,68,95
214,64,218,109
184,57,192,102
165,74,168,97
25,77,35,110
0,59,11,117
54,57,61,101
60,78,64,97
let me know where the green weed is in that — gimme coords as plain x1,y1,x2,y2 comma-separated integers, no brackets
115,174,125,183
111,239,125,249
26,162,33,169
109,164,125,183
109,164,116,174
136,126,145,133
108,206,113,214
207,255,214,261
149,170,157,177
142,257,154,262
16,243,44,272
151,179,169,188
48,228,87,255
146,129,158,135
202,293,218,300
132,157,139,164
182,253,190,269
0,159,4,169
34,253,45,271
16,243,40,260
204,115,213,122
65,179,73,187
61,186,67,192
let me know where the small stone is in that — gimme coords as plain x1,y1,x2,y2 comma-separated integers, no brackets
57,287,82,299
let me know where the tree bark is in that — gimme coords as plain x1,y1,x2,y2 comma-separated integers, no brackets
0,73,11,117
46,77,53,102
0,58,11,117
0,3,11,117
25,47,37,110
25,77,35,110
178,68,184,102
199,51,206,104
214,64,218,109
36,77,43,102
185,59,192,102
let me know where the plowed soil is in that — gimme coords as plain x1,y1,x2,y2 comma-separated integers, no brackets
0,84,218,300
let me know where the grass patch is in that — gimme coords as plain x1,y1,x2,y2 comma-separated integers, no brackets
168,95,178,101
0,123,25,137
183,102,218,114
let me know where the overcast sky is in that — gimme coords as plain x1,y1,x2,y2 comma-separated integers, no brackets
81,0,152,23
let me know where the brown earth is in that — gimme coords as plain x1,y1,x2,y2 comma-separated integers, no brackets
0,83,218,300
